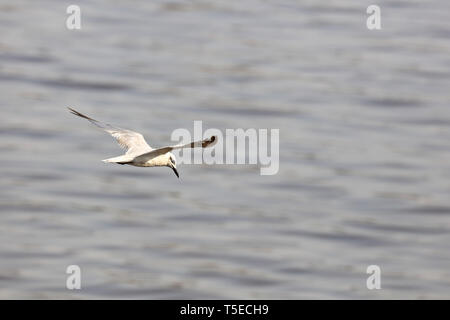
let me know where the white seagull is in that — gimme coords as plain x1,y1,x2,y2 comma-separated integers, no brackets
68,107,216,178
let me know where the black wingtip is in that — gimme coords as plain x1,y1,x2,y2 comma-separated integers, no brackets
68,107,82,117
67,107,95,121
202,135,217,148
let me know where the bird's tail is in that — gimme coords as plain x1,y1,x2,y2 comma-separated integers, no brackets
102,155,133,164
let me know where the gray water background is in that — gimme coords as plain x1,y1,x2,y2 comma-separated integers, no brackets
0,0,450,299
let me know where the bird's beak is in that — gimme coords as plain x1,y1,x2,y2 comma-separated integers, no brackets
171,165,179,178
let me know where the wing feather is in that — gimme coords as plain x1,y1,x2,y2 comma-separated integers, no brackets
133,136,216,163
68,107,152,155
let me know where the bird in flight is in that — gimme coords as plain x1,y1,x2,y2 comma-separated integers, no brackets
68,108,216,178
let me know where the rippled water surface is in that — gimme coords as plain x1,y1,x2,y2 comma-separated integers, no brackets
1,0,450,299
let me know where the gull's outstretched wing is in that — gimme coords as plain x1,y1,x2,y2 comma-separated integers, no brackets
133,136,217,163
68,107,152,155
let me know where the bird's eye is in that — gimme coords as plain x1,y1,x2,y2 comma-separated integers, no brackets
170,157,175,165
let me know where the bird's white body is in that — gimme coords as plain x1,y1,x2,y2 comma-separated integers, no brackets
104,152,173,167
68,108,216,178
